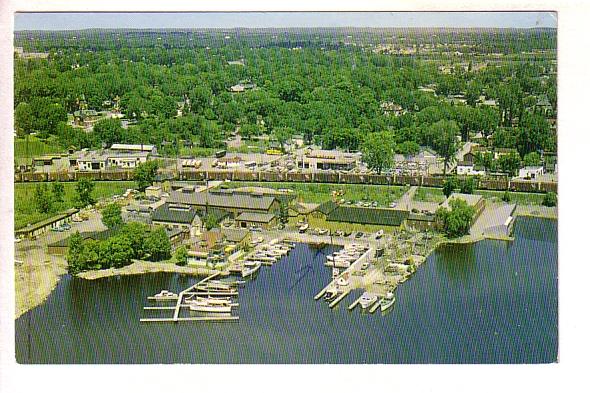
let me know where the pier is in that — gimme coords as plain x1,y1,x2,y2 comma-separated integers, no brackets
140,272,244,323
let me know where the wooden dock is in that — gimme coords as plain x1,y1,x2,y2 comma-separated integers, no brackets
369,299,382,314
328,290,350,308
348,295,362,311
140,316,239,323
141,272,244,323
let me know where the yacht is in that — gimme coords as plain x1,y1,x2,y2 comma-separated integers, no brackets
186,297,232,313
336,277,349,287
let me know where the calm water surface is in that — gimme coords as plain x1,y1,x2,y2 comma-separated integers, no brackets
16,217,557,364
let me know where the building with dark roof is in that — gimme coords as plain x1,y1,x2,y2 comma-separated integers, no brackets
167,189,279,218
235,212,277,229
327,206,409,227
16,208,79,239
151,203,201,237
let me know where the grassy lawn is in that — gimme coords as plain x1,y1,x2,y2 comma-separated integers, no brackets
288,215,400,235
14,136,65,165
227,139,268,154
414,187,447,203
477,190,546,205
414,186,547,206
224,181,408,205
179,146,218,157
14,181,135,229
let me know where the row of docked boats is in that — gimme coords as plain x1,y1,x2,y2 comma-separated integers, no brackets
184,295,239,313
324,243,369,268
356,291,396,313
241,240,296,277
186,278,242,313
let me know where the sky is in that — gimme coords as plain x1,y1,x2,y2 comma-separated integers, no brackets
14,12,557,30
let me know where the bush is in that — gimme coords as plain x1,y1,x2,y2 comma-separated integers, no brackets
435,199,475,238
502,191,511,203
542,192,557,207
175,246,189,266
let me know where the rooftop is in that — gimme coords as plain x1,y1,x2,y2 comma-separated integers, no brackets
151,203,198,224
167,190,276,211
327,206,409,227
235,212,276,223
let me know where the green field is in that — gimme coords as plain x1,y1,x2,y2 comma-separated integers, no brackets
477,189,547,205
14,181,134,229
414,187,447,203
14,136,64,165
413,186,547,206
223,181,408,205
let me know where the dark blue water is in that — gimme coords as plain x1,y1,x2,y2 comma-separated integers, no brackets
15,217,557,364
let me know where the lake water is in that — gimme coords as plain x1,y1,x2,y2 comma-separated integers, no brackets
15,216,558,364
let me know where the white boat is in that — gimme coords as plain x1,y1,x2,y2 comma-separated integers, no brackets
242,261,262,277
337,277,349,287
187,298,232,313
375,230,384,239
153,290,178,300
332,268,340,279
204,281,231,291
380,292,396,312
359,292,378,309
298,223,309,233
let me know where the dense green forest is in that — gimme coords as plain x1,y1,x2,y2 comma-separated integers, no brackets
14,28,557,161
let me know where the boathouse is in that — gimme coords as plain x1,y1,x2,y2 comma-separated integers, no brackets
16,208,79,239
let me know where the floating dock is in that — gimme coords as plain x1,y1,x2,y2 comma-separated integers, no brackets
328,290,350,308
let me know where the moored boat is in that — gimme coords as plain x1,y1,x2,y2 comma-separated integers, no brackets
242,261,262,277
359,292,378,309
380,292,396,312
153,290,178,300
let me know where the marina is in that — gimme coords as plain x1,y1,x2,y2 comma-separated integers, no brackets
16,218,558,364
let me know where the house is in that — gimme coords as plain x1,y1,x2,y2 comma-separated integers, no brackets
456,161,486,176
441,193,485,222
297,149,360,171
71,147,152,171
32,154,70,173
380,101,405,116
145,186,162,199
110,143,157,155
167,189,280,218
151,203,201,237
16,208,80,239
220,228,252,249
518,166,545,179
235,212,277,229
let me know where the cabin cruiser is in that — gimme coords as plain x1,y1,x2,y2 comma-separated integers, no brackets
380,292,396,312
359,292,378,309
242,261,262,278
153,290,177,300
336,277,349,287
298,223,309,233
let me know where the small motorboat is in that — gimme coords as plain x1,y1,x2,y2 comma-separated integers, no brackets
153,290,178,300
336,277,349,287
324,288,339,301
359,292,378,309
375,230,384,239
298,223,309,233
380,292,396,312
242,261,262,278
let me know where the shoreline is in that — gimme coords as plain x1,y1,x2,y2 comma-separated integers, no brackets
15,211,556,318
76,260,224,280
